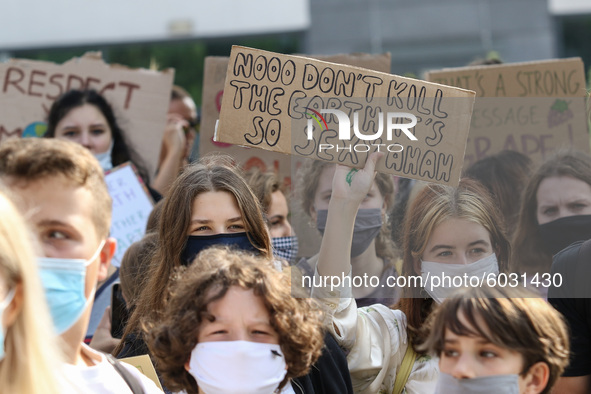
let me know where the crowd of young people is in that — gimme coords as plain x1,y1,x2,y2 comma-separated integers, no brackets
0,86,588,394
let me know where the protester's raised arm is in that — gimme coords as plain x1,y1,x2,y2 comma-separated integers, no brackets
316,152,382,277
151,114,187,196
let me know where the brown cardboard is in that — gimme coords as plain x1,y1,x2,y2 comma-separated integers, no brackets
216,46,476,186
119,354,163,390
199,53,392,187
199,53,393,258
425,58,589,167
305,53,392,76
0,52,175,179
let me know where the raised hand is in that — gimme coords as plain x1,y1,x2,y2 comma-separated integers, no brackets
317,152,383,277
161,114,188,161
331,152,384,204
153,114,188,195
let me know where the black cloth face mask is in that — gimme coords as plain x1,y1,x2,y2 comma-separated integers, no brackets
181,233,260,265
539,214,591,256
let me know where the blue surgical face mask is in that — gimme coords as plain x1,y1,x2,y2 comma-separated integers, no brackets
272,235,299,263
181,233,261,266
37,240,105,334
94,140,114,172
0,288,15,361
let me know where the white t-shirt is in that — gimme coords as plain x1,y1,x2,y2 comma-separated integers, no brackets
64,343,163,393
311,267,439,394
176,382,296,394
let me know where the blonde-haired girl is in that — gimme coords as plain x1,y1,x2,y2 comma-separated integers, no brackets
313,153,510,393
0,190,69,394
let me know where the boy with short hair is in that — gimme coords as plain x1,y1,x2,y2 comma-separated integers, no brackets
420,285,570,394
0,138,161,393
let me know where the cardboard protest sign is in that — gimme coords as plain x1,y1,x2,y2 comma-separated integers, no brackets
425,58,589,167
199,53,392,186
200,53,392,258
0,52,174,178
215,46,476,186
120,354,163,390
105,163,154,268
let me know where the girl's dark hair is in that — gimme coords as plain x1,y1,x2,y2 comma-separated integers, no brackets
464,150,533,237
45,89,150,183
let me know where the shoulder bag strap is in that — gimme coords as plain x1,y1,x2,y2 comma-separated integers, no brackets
106,354,145,394
392,340,418,394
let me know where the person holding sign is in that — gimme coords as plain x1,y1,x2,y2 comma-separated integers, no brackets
512,150,591,293
145,247,325,394
0,191,70,394
311,153,510,393
0,138,163,393
296,159,400,307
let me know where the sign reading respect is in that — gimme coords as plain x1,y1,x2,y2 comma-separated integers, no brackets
0,52,174,178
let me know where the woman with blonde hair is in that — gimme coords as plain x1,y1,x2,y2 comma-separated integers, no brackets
0,190,67,394
312,153,510,393
398,175,510,342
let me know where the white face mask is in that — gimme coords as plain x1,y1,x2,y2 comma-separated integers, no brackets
421,253,499,303
188,340,287,394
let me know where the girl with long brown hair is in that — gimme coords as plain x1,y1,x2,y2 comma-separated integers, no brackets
115,156,272,358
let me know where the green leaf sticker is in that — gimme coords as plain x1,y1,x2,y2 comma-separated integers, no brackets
550,99,569,113
346,168,358,186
